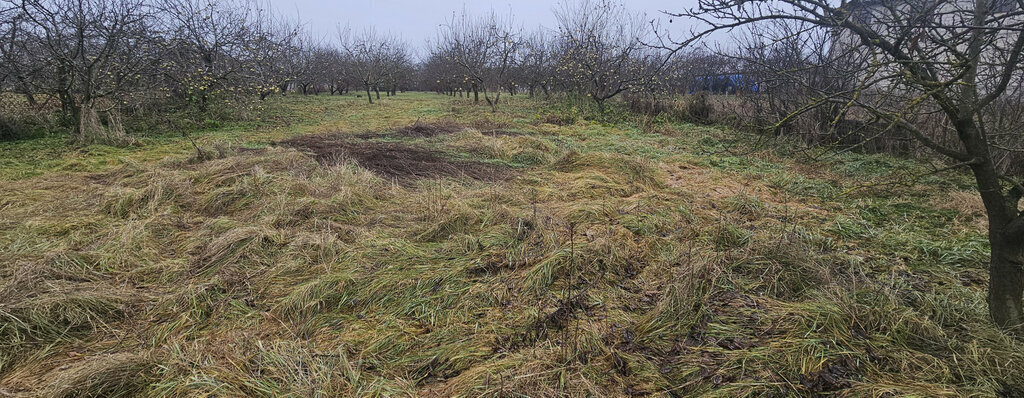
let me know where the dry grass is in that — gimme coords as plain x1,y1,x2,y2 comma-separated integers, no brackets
934,190,988,230
0,93,1019,397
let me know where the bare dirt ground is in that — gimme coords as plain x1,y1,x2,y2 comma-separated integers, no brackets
280,130,509,181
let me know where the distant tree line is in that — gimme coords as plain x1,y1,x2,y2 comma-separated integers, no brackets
0,0,742,142
421,0,684,111
0,0,418,143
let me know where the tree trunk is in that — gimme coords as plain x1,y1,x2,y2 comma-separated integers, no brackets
472,83,479,103
989,236,1024,332
375,87,380,100
486,87,500,113
959,118,1024,332
14,75,36,106
70,101,83,138
199,90,208,111
58,95,73,126
72,99,125,145
365,85,373,104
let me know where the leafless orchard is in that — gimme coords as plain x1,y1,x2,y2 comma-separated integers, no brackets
4,0,1024,333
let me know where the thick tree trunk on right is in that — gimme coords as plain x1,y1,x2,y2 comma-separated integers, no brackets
989,238,1024,332
959,118,1024,332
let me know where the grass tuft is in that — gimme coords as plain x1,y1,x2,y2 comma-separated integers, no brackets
47,353,156,398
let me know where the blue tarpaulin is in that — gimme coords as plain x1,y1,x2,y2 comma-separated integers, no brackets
689,74,758,94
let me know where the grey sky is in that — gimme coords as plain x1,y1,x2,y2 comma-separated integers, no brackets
268,0,704,56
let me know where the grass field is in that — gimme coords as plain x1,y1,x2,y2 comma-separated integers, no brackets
1,92,1021,397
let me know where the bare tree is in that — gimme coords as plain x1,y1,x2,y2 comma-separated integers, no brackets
378,37,412,97
19,0,157,143
673,0,1024,331
420,46,464,96
518,30,555,98
0,2,39,105
340,27,400,104
242,7,302,100
295,35,328,95
437,9,522,111
0,3,11,88
554,0,664,110
324,47,352,96
157,0,270,109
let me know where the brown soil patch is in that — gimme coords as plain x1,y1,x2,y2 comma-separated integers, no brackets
279,133,508,181
393,120,463,138
356,120,463,139
354,120,525,140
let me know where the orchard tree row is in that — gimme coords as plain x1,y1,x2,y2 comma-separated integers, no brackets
0,0,415,143
421,0,689,111
0,0,732,142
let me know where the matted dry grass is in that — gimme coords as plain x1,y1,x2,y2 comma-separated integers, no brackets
0,94,1021,397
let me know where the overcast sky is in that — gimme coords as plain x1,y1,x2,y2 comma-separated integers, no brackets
267,0,705,57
